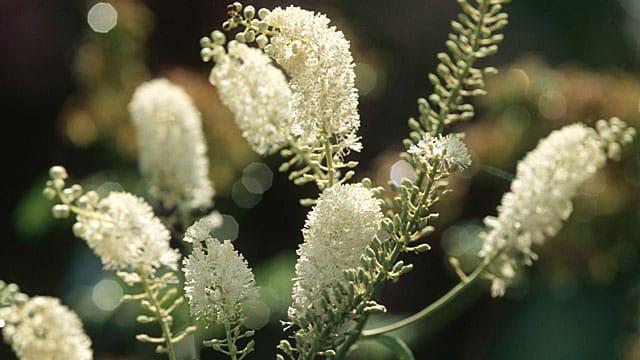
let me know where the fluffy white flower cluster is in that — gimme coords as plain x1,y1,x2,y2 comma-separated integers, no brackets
408,133,472,172
479,123,616,297
210,41,292,155
263,6,361,155
73,191,180,273
290,184,383,319
2,296,92,360
183,219,259,325
128,78,214,210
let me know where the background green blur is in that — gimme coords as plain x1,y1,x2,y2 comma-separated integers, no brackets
1,0,640,359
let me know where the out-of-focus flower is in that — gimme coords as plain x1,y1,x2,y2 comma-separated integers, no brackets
129,78,214,210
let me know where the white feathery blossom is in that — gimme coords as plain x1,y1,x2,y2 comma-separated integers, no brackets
128,78,214,210
290,184,383,319
2,296,92,360
479,121,634,297
263,6,361,155
72,191,180,272
210,41,292,155
408,133,471,171
183,219,259,325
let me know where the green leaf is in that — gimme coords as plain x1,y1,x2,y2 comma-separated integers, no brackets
372,334,415,360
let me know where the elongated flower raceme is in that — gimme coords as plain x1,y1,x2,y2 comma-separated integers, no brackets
128,78,214,210
72,191,180,273
290,184,383,319
2,296,93,360
263,6,361,155
208,40,291,155
183,218,259,325
480,119,635,297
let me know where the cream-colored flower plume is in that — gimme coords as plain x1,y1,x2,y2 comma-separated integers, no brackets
128,78,214,210
72,191,180,273
183,218,259,325
480,119,635,297
290,184,383,319
2,296,92,360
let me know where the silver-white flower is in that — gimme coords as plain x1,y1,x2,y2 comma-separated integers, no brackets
479,121,634,296
128,78,214,210
72,191,180,272
2,296,92,360
183,219,259,325
408,133,471,171
290,184,383,319
210,41,291,155
263,6,361,156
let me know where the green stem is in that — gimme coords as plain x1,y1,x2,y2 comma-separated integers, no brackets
140,268,177,360
225,323,239,360
361,254,494,337
433,0,491,135
324,139,335,188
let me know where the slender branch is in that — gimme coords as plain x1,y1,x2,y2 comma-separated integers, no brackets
140,268,177,360
361,254,494,337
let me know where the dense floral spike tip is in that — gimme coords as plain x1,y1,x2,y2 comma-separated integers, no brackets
73,191,180,272
479,121,635,297
1,296,93,360
408,133,471,172
183,219,259,325
128,78,214,210
209,41,292,155
263,6,361,156
289,184,383,319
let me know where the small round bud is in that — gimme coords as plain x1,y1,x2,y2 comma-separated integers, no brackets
256,34,268,48
222,20,233,31
52,204,71,219
49,166,68,180
243,5,255,20
257,21,267,33
71,184,83,198
200,47,214,62
608,142,622,161
244,30,256,43
52,179,65,190
258,8,270,20
85,190,100,205
211,30,226,45
235,32,246,43
211,46,226,63
76,195,89,209
72,222,85,237
42,187,56,200
199,36,212,48
62,188,76,201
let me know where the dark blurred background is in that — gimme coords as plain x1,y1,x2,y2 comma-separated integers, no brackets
1,0,640,359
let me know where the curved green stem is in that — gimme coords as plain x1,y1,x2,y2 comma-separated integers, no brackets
433,0,491,135
140,268,177,360
361,255,494,337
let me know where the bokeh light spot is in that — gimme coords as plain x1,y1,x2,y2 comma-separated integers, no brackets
242,162,273,194
211,214,239,241
390,160,415,185
232,179,262,208
92,278,122,311
355,62,378,96
538,89,567,120
87,3,118,33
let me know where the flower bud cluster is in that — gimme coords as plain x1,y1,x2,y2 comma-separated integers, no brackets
1,296,92,360
45,166,179,273
407,133,472,172
479,120,635,297
128,79,214,210
182,218,259,325
289,184,383,319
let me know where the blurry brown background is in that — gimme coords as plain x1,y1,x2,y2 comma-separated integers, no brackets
1,0,640,359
